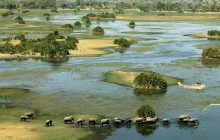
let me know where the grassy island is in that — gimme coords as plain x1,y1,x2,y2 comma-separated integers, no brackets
104,70,181,88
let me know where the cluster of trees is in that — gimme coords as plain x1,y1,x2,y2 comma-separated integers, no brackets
0,31,78,58
86,12,116,19
114,38,134,48
60,21,82,30
2,11,14,17
43,12,50,21
92,26,104,35
208,30,220,36
1,0,219,12
134,73,167,90
116,1,220,12
202,48,220,59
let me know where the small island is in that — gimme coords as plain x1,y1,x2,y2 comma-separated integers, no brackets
104,70,181,89
192,30,220,40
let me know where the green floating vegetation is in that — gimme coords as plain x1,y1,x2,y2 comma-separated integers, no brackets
202,48,220,59
0,87,31,99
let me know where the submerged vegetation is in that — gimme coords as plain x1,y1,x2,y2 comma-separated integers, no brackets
202,48,220,59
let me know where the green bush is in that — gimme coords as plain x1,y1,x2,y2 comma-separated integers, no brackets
51,8,58,13
43,13,50,16
74,21,81,27
137,105,155,118
207,30,220,36
2,11,14,17
22,9,30,13
82,16,89,22
114,38,134,48
85,19,91,27
129,21,135,26
158,12,166,16
202,48,220,59
46,16,50,21
92,26,104,35
15,16,25,24
61,24,74,29
134,73,167,90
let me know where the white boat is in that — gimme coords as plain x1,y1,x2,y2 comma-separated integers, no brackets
177,82,206,90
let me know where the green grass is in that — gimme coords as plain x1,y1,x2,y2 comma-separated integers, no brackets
0,87,31,99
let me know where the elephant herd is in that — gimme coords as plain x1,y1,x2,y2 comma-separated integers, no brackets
20,113,199,128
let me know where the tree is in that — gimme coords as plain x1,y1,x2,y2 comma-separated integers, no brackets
92,26,104,35
114,38,133,48
137,105,155,118
134,73,167,90
15,16,26,24
74,21,81,27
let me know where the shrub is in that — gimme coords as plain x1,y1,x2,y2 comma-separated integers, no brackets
14,34,26,42
51,8,58,13
114,38,133,48
15,16,26,24
202,48,220,59
158,12,165,16
129,21,135,27
22,9,30,13
115,9,125,14
92,26,104,35
134,73,167,90
2,11,14,17
87,13,97,17
207,30,220,36
137,105,155,118
46,16,50,21
74,21,81,27
85,19,91,27
43,13,50,16
82,16,89,22
61,24,74,29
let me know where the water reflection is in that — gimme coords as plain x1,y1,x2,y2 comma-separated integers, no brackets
201,58,220,68
135,125,158,136
134,88,167,96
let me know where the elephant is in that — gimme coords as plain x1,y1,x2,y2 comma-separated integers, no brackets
125,119,133,125
135,117,145,125
76,119,85,127
45,120,53,127
89,118,97,126
64,116,74,124
178,114,191,122
100,119,111,127
146,117,159,125
20,115,28,122
162,118,170,125
25,112,36,119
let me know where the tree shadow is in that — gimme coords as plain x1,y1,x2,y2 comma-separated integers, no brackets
134,88,167,96
201,58,220,68
135,125,158,136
